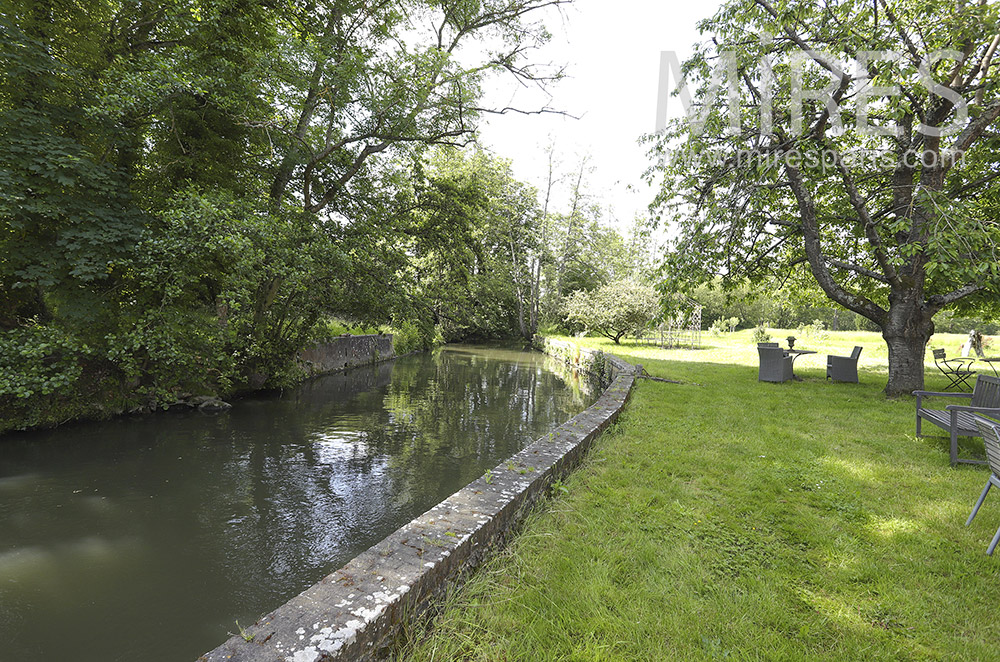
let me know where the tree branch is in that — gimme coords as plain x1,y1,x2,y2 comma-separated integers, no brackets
754,0,849,80
784,163,887,323
928,282,984,306
948,98,1000,165
828,145,902,286
826,258,890,283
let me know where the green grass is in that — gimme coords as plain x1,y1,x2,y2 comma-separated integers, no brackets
399,330,1000,662
309,316,383,342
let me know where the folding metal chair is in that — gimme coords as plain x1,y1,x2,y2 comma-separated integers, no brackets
933,348,976,391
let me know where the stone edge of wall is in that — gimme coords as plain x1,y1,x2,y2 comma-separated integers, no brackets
532,335,636,386
297,334,395,377
199,338,640,662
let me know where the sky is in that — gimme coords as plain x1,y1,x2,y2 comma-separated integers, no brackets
475,0,724,230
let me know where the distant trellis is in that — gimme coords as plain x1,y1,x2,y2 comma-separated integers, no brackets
635,297,702,349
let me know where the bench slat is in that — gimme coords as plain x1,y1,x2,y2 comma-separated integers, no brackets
916,375,1000,465
917,408,979,436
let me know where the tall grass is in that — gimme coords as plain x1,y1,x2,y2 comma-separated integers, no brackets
400,330,1000,661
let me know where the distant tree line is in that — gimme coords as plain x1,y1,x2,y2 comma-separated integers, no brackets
693,279,1000,335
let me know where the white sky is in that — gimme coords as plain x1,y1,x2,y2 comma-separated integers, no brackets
476,0,723,229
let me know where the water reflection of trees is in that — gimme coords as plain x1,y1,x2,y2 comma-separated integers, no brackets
211,347,597,607
0,347,598,658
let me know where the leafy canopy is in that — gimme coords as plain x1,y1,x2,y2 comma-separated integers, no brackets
563,280,660,344
647,0,1000,393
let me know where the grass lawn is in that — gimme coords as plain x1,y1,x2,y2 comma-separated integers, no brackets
400,329,1000,661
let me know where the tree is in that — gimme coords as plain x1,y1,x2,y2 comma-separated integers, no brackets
0,0,570,422
649,0,1000,395
543,155,619,312
264,0,569,217
402,146,542,341
563,280,660,344
537,152,656,329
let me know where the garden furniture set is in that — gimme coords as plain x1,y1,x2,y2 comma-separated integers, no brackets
755,339,1000,554
757,342,862,384
758,340,1000,554
932,347,1000,389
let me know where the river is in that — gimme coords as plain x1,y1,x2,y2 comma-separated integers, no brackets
0,345,597,661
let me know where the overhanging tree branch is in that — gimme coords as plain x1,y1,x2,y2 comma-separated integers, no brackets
784,163,887,323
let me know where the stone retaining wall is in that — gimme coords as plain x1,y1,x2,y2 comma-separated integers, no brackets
199,339,640,662
532,335,635,385
298,334,394,376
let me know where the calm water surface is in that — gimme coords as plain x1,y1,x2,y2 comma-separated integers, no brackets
0,345,597,661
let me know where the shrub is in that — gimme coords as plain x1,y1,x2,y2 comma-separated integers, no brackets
752,324,771,344
391,320,439,355
0,325,91,400
797,319,829,341
0,325,103,432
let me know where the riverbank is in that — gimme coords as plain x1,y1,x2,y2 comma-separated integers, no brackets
199,341,638,661
0,333,394,436
401,332,1000,661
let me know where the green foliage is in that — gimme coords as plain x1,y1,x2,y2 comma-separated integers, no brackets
933,310,1000,335
115,189,348,395
0,324,103,432
0,326,90,400
708,316,741,336
308,318,380,344
690,278,989,336
541,196,654,329
563,280,661,344
0,15,145,326
796,320,829,342
391,321,432,356
105,307,232,406
402,146,542,341
0,1,571,429
751,324,771,344
648,0,1000,394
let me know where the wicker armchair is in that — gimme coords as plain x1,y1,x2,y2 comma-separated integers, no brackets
758,345,793,383
966,415,1000,554
826,346,862,383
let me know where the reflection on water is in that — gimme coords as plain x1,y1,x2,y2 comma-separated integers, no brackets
0,345,596,662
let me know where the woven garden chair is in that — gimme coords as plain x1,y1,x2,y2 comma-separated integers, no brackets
758,345,792,383
826,346,862,383
932,348,977,391
966,415,1000,555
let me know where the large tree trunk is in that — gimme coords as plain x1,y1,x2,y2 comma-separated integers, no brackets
881,291,936,397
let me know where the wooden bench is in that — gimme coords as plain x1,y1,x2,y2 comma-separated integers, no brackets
915,374,1000,466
